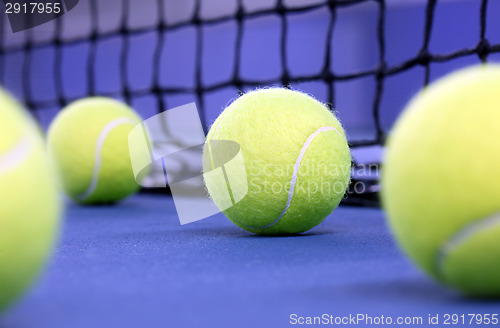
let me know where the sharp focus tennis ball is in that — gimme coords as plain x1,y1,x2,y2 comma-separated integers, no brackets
203,88,351,235
382,65,500,297
0,89,61,312
47,97,142,205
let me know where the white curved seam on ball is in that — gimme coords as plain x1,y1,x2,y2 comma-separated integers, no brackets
244,126,343,230
436,213,500,274
77,117,136,201
0,136,32,178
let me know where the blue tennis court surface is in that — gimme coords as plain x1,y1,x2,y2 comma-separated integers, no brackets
1,195,498,328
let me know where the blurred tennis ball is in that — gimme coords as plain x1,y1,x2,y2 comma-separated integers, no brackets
382,64,500,297
0,89,61,312
47,97,143,205
203,88,351,235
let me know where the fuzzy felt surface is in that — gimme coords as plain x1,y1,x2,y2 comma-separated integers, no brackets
204,88,351,235
47,97,142,204
0,95,61,313
382,65,500,297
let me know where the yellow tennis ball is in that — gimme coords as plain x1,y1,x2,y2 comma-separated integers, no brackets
382,64,500,297
0,89,61,312
203,88,351,235
47,97,142,205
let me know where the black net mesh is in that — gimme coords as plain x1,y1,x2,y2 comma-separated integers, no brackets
0,0,498,206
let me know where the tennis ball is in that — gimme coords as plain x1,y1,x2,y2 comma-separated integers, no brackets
47,97,142,205
0,89,61,312
382,64,500,297
203,88,351,235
